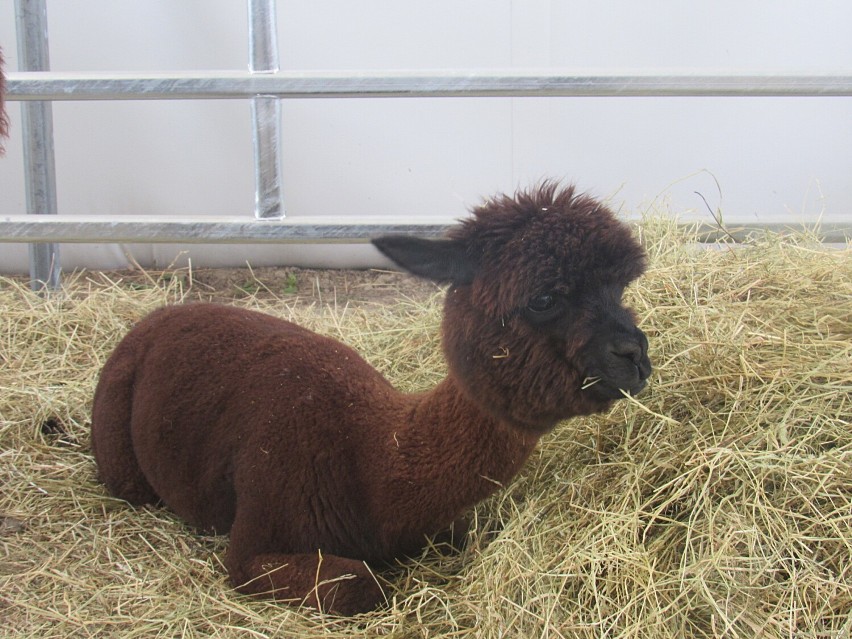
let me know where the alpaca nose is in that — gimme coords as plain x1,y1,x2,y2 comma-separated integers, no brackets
608,333,651,379
609,339,643,364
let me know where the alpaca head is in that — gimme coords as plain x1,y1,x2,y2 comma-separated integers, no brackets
373,183,651,431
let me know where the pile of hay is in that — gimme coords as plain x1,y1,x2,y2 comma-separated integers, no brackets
1,220,850,638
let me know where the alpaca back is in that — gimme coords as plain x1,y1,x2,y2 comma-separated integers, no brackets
93,303,397,540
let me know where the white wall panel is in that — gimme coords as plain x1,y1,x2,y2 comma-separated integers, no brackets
0,0,850,273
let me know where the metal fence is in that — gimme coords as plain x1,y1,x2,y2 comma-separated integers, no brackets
3,0,852,290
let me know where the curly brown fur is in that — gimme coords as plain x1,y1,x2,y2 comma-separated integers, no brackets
91,183,652,615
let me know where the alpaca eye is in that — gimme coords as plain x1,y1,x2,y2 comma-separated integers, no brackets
527,294,557,314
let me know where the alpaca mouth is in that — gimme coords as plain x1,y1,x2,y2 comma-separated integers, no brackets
581,374,648,400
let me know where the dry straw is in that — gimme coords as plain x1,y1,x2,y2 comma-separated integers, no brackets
1,217,850,638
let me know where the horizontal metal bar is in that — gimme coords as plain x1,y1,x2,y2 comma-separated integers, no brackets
0,215,454,243
1,215,849,244
6,71,852,101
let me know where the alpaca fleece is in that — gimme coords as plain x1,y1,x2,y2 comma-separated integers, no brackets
91,183,652,615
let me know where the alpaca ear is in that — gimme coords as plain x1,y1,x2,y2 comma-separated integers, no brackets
372,236,477,284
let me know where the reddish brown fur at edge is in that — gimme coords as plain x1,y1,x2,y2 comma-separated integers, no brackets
0,48,10,153
91,183,651,615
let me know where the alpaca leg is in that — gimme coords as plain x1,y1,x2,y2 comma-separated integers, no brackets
227,549,385,615
90,364,158,505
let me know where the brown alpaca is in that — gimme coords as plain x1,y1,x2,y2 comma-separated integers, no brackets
0,48,10,154
91,183,652,615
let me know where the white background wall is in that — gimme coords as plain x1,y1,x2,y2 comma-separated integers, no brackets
1,0,850,273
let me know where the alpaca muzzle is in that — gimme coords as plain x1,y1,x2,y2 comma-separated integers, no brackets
582,328,652,400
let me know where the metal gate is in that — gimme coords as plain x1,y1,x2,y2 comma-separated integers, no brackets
3,0,852,290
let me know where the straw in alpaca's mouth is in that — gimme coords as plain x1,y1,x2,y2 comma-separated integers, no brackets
582,375,648,399
581,376,602,389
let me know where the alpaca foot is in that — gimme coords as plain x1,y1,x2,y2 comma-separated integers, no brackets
231,552,385,615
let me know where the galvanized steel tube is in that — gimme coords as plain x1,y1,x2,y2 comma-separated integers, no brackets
0,214,849,245
7,71,852,100
14,0,60,292
0,215,453,243
248,0,284,219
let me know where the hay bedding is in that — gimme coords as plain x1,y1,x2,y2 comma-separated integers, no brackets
1,220,850,638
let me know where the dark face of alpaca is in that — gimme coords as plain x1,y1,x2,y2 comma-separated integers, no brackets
373,184,652,431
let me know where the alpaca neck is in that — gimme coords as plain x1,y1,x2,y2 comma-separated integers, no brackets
364,374,543,559
383,375,541,534
412,375,540,486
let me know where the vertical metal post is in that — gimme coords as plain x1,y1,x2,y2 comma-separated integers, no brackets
248,0,284,219
15,0,60,292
